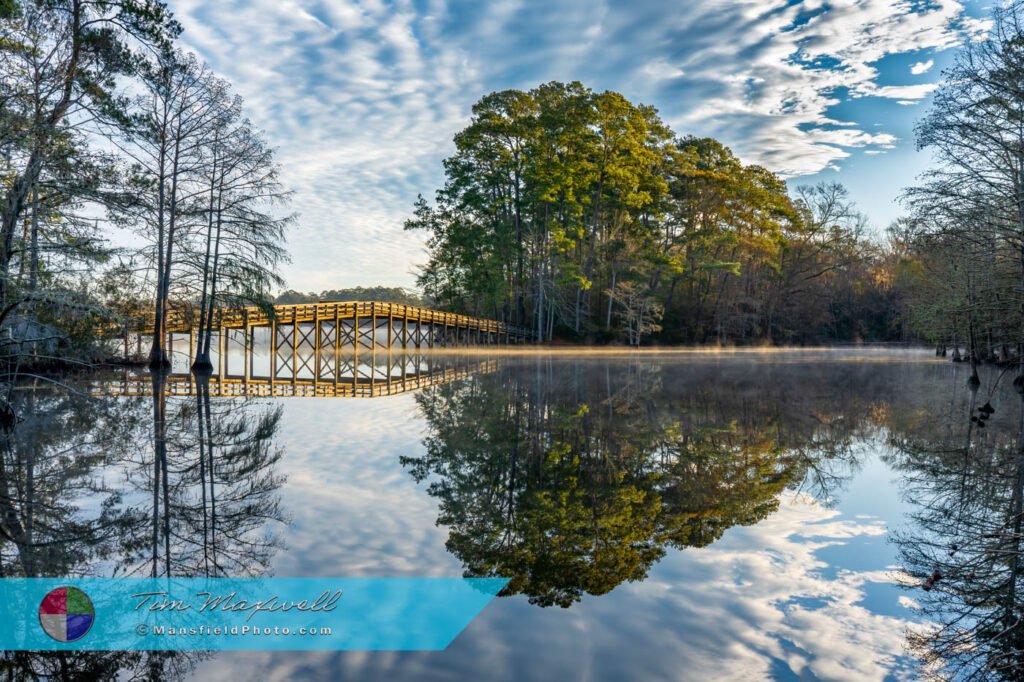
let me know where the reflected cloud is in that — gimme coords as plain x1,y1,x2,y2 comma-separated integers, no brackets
195,492,919,681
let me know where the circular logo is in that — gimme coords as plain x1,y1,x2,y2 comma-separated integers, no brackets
39,586,94,642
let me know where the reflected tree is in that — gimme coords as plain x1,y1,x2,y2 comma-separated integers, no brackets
0,383,195,680
0,372,287,680
403,356,891,607
117,371,286,578
0,385,143,578
892,380,1024,680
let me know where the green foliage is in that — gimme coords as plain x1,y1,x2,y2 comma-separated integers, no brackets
0,0,183,374
0,0,19,20
407,83,894,344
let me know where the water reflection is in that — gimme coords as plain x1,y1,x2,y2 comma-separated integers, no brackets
100,350,498,399
7,349,1024,679
890,379,1024,679
140,373,285,578
0,372,286,679
404,359,810,606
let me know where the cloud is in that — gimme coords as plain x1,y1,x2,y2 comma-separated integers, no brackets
162,0,985,290
193,492,927,680
911,58,935,75
869,83,939,99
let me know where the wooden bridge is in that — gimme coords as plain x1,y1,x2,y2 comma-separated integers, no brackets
120,301,521,395
124,300,530,376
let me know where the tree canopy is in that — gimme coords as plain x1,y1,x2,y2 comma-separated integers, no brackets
406,82,898,345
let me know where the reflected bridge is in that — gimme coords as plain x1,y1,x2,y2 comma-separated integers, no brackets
96,349,499,399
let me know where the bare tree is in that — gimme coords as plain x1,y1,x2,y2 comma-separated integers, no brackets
114,51,229,368
191,113,291,371
906,1,1024,379
610,280,663,346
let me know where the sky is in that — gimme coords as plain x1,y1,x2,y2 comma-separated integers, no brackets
164,0,994,293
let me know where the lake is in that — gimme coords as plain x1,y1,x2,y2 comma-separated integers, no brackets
2,348,1018,680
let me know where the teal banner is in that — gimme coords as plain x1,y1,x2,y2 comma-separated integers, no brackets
0,577,508,650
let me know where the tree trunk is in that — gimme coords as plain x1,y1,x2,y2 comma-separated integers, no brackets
606,264,617,330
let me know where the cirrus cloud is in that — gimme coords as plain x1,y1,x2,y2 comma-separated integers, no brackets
164,0,988,291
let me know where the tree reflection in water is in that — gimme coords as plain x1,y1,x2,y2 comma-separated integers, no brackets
891,376,1024,681
0,371,286,680
403,356,903,608
131,372,286,579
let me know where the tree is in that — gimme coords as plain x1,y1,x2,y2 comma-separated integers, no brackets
0,0,178,342
406,82,672,343
116,50,226,367
191,113,291,371
609,280,663,346
905,1,1024,377
112,48,290,370
407,84,889,345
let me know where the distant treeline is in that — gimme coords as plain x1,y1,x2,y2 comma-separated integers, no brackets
405,81,902,345
275,287,425,306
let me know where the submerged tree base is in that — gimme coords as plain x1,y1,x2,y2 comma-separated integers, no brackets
191,354,214,375
148,349,171,371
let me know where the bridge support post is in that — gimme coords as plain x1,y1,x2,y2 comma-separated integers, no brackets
334,306,341,387
218,320,225,377
313,306,320,387
270,317,277,379
292,310,298,385
244,309,251,382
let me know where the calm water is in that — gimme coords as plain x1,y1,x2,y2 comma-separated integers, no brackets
3,348,1021,680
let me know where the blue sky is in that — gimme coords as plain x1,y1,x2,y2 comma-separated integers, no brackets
166,0,992,293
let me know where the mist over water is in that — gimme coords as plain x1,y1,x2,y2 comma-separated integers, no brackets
2,348,1018,680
